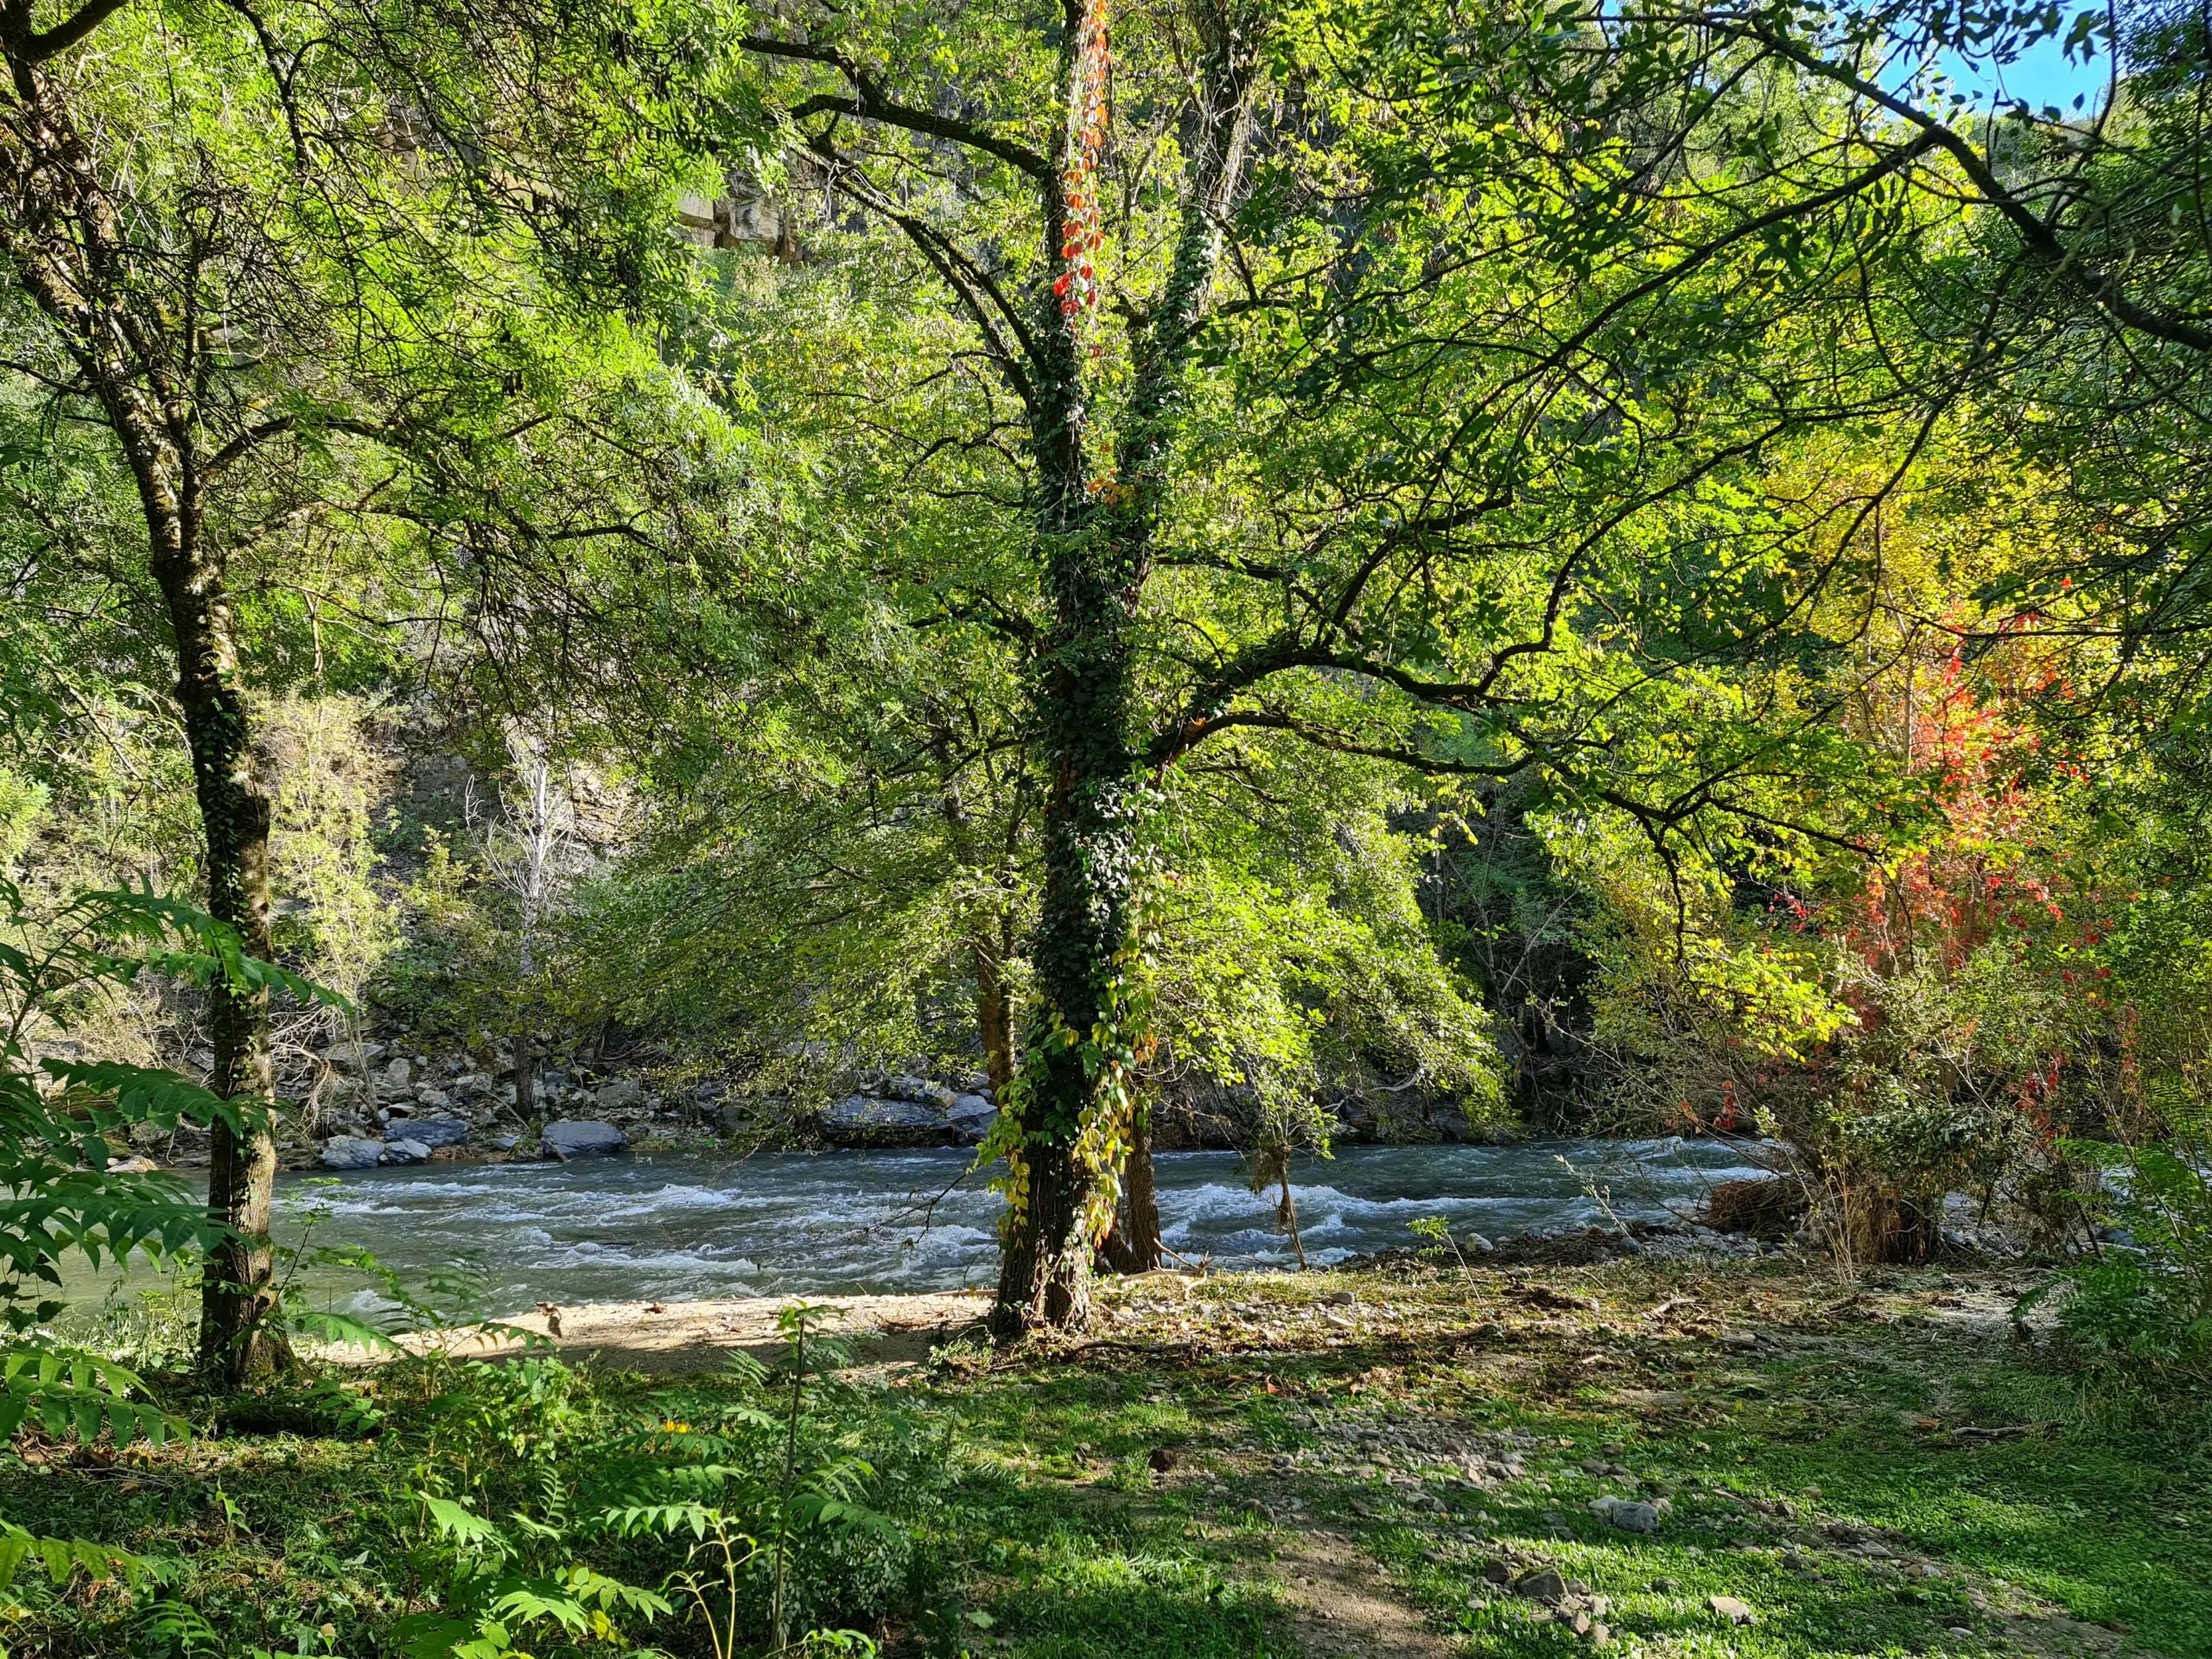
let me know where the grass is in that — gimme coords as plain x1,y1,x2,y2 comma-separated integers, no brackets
3,1259,2207,1658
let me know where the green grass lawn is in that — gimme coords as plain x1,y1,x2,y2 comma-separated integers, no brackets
3,1260,2205,1659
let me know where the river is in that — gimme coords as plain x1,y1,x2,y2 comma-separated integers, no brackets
261,1136,1772,1317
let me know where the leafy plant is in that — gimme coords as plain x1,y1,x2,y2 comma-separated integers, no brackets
2027,1136,2212,1376
0,880,335,1644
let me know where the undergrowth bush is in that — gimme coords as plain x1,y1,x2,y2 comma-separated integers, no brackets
2028,1135,2212,1377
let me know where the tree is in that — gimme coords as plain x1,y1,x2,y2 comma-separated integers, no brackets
471,732,600,1123
0,0,753,1381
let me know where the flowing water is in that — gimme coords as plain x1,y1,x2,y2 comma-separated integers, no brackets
266,1137,1772,1317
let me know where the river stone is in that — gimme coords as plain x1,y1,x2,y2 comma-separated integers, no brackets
383,1137,433,1165
379,1057,411,1091
822,1094,957,1147
542,1119,629,1159
321,1135,385,1170
389,1116,470,1149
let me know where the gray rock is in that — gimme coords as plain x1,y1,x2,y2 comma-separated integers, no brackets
1709,1595,1756,1626
1463,1232,1495,1254
949,1093,997,1144
1590,1496,1662,1534
383,1138,433,1165
886,1074,957,1109
321,1135,385,1170
541,1119,629,1159
379,1057,411,1091
1325,1288,1358,1306
1516,1568,1567,1604
414,1087,453,1110
389,1116,470,1149
596,1077,645,1111
820,1094,958,1147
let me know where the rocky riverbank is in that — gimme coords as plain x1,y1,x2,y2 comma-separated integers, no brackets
126,1027,1512,1173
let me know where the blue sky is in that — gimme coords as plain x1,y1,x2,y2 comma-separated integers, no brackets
1923,31,2115,112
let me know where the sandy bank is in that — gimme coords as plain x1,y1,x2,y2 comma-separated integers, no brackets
350,1287,998,1372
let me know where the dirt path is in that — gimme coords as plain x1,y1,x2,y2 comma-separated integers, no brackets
1266,1526,1461,1659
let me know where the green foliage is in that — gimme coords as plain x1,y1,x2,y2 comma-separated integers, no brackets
2034,1137,2212,1375
0,880,337,1643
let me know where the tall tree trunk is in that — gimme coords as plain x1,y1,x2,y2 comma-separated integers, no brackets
512,932,537,1121
990,0,1255,1338
989,514,1141,1335
513,1029,537,1121
1122,1107,1162,1271
156,538,290,1385
973,939,1014,1096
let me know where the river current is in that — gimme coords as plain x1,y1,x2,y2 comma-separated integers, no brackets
268,1137,1772,1315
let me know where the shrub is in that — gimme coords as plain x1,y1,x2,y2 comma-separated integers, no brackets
2030,1137,2212,1376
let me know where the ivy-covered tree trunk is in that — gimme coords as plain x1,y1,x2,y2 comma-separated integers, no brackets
990,2,1254,1337
1,22,289,1385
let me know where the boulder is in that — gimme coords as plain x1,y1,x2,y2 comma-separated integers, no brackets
949,1093,997,1144
821,1094,957,1147
383,1138,433,1165
379,1057,411,1092
1708,1595,1757,1627
596,1077,645,1111
541,1119,629,1159
390,1116,470,1149
414,1087,454,1110
321,1135,385,1170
